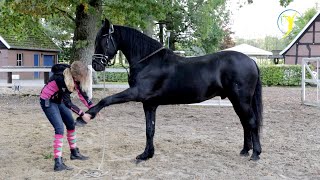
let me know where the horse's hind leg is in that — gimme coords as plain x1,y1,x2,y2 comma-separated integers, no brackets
249,119,261,161
136,103,158,160
240,123,252,157
229,97,261,160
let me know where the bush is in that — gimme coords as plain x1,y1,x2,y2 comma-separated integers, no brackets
259,65,304,86
97,71,128,82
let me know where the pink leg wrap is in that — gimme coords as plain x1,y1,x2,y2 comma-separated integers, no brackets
53,134,63,158
67,130,77,149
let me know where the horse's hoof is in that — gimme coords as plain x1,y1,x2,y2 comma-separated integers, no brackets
75,117,87,127
136,152,153,160
85,109,97,119
250,155,260,161
240,150,250,157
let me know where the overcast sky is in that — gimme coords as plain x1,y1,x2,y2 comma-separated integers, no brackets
228,0,319,39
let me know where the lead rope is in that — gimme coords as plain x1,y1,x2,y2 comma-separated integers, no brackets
70,116,108,179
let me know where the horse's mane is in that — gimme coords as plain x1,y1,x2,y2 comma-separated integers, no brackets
115,25,171,59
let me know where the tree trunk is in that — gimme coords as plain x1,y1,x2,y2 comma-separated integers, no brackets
71,0,101,83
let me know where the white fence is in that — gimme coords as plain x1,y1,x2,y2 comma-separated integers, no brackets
301,57,320,107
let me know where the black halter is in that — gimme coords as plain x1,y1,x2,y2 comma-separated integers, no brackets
92,25,116,67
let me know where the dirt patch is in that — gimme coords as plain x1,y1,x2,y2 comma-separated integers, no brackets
1,87,320,179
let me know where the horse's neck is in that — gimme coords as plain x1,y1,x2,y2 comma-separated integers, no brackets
116,26,162,65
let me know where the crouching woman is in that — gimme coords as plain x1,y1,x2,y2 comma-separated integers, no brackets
39,61,92,171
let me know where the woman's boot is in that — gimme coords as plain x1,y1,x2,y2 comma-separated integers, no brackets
53,134,72,171
54,157,73,171
70,148,89,160
67,130,89,160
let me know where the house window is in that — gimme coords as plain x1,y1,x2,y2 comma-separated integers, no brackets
16,53,23,66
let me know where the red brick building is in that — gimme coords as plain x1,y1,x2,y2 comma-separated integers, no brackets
0,33,60,80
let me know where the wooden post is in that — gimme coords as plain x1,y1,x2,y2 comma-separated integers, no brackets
44,72,49,84
88,65,93,99
7,72,12,84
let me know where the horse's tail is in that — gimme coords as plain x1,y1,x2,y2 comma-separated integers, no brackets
252,65,263,133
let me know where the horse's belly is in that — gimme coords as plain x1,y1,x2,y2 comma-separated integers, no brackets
143,71,221,105
150,89,216,105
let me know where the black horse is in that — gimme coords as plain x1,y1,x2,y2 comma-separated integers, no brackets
87,19,263,161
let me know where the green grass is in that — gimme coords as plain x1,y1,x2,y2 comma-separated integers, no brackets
42,153,53,159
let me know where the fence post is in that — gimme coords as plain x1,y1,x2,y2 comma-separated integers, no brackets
301,59,305,103
44,72,49,84
88,65,93,99
7,72,12,84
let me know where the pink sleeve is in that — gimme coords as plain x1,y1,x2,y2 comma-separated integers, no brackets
75,83,94,109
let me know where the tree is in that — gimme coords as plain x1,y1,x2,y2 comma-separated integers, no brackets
160,0,231,55
0,2,43,38
220,27,235,50
235,36,287,51
0,0,102,66
71,0,101,65
0,0,166,63
279,0,294,7
0,0,295,60
263,36,287,51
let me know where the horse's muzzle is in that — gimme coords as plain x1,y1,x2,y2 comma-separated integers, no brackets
92,62,105,72
92,54,107,71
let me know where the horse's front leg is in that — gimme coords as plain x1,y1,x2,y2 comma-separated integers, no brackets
136,103,158,160
86,88,138,118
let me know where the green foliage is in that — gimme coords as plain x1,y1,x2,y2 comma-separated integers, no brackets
0,4,43,39
279,0,294,7
42,11,75,62
103,0,166,28
259,65,303,86
263,36,287,51
176,0,229,54
235,36,287,51
1,0,232,58
97,72,128,82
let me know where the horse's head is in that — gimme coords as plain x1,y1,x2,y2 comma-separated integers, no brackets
92,18,118,71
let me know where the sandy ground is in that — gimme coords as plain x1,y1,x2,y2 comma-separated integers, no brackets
1,86,320,180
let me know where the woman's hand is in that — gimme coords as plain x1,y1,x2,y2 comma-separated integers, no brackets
82,113,92,123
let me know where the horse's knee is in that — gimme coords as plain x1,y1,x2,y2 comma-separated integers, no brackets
248,116,258,129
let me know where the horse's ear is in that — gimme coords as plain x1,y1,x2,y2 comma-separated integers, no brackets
104,18,111,28
104,18,114,34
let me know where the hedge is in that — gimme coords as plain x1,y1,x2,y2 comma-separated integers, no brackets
97,71,128,82
97,65,310,86
259,65,304,86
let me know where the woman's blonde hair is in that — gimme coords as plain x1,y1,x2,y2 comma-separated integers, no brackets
63,61,90,93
